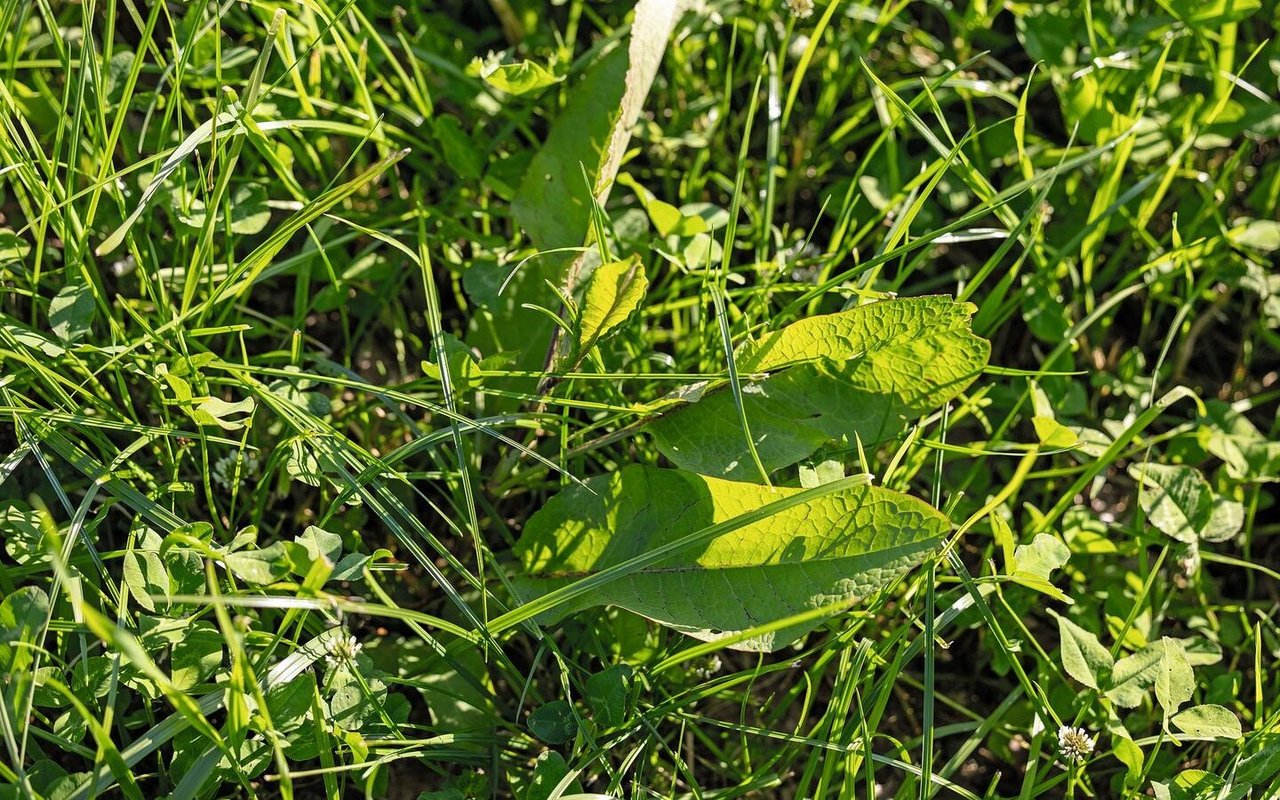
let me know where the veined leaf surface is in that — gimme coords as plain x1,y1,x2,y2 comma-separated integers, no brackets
648,296,990,479
513,465,947,652
577,254,648,354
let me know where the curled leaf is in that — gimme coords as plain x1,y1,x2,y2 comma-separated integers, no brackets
472,58,563,96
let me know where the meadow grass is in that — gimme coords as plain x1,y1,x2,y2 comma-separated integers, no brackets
1,1,1278,798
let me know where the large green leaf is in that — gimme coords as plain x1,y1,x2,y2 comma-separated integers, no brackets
647,296,989,478
511,0,689,247
476,3,688,400
472,48,630,406
511,47,628,266
513,465,947,652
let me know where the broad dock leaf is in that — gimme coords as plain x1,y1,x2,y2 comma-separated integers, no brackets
648,296,989,478
513,465,947,651
511,0,692,257
511,48,628,266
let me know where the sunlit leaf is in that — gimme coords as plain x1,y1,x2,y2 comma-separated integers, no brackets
1154,637,1194,716
514,465,946,651
648,296,990,479
1128,462,1243,543
49,282,95,343
1171,704,1241,740
473,58,563,96
577,254,647,355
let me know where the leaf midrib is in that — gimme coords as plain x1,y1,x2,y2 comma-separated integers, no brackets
521,536,942,581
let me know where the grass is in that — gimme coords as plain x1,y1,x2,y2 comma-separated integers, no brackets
2,1,1279,798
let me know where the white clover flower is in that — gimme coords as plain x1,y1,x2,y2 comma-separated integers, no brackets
1178,544,1201,579
693,654,722,680
324,633,363,667
785,0,815,19
212,451,260,491
1057,725,1096,763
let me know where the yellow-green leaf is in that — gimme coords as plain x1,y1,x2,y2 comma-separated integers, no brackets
513,465,947,652
191,396,255,431
648,296,990,479
1033,415,1078,448
618,173,709,237
473,58,563,96
577,254,648,354
992,514,1016,574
